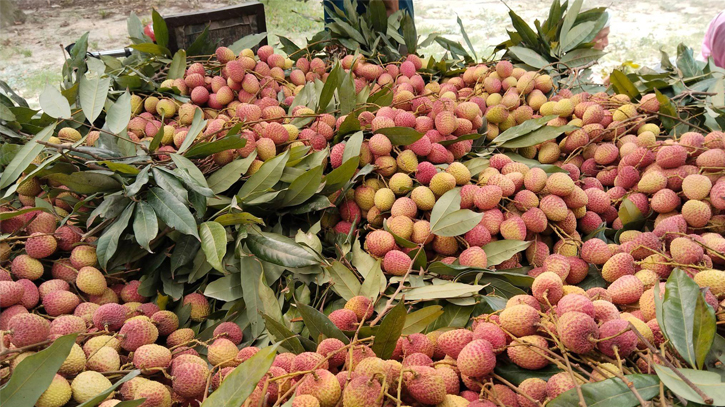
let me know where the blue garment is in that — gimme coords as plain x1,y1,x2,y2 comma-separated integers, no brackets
323,0,414,24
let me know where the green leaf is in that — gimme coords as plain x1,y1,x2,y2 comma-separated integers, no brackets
238,256,264,337
508,46,550,69
654,365,725,405
0,124,55,190
97,202,135,268
438,133,484,147
660,269,705,368
550,374,660,407
129,43,170,55
207,152,257,194
246,232,319,268
39,84,71,119
504,152,567,173
618,197,644,226
342,131,364,163
323,159,360,195
693,291,716,369
426,304,473,331
132,201,157,252
372,301,406,359
402,305,444,335
561,21,597,52
238,150,290,200
508,10,539,50
297,302,349,344
359,260,385,300
609,70,641,99
430,209,483,237
560,48,606,67
151,9,169,49
200,221,227,272
483,240,532,267
167,50,187,80
495,362,563,386
215,212,264,227
106,91,132,134
262,314,305,354
559,0,583,51
318,63,343,112
45,172,121,195
369,0,387,32
375,127,423,145
0,334,77,407
204,273,243,301
147,187,199,239
200,342,281,407
184,134,246,159
339,72,357,116
498,125,579,148
79,75,111,123
228,33,268,55
177,108,206,154
493,115,557,145
151,167,189,204
676,44,701,78
76,370,141,407
398,283,484,301
430,188,461,232
282,165,323,207
401,13,417,54
327,261,362,301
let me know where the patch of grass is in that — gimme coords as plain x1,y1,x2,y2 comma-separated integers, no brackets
0,45,32,59
256,0,324,54
22,69,63,99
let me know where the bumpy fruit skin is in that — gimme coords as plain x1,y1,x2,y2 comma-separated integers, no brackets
459,246,488,268
342,375,382,407
86,346,121,372
507,335,550,370
0,281,24,307
93,303,128,331
608,275,644,305
437,329,473,359
344,296,374,321
173,362,210,398
405,366,447,405
183,293,210,322
11,254,44,280
457,339,496,377
70,245,97,269
329,308,358,331
500,304,540,337
135,380,172,407
25,232,57,259
365,230,396,257
546,372,577,399
133,344,172,370
213,321,244,345
296,369,341,407
557,312,599,354
71,371,113,403
208,338,240,367
36,374,73,407
76,266,107,296
8,313,49,347
119,318,159,351
59,343,86,376
597,319,638,357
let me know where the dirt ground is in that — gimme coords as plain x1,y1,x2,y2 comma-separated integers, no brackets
0,0,722,107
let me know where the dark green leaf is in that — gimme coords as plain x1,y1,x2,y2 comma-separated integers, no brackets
262,314,305,354
693,291,716,369
0,334,77,407
0,124,55,190
508,10,539,50
147,187,199,239
369,0,387,32
401,13,417,54
560,48,606,67
79,75,111,123
151,168,188,203
215,212,264,227
200,221,227,272
125,165,150,197
200,342,281,407
129,43,170,56
372,301,406,359
177,107,206,154
296,302,349,344
76,370,141,407
45,172,122,195
402,306,444,335
494,361,563,386
559,0,583,51
426,304,474,331
399,284,484,301
151,9,169,49
429,188,461,233
228,33,268,55
186,25,213,56
676,44,701,78
207,152,257,194
493,115,558,145
339,72,357,116
321,157,359,194
318,63,343,112
550,374,660,407
438,133,483,147
97,202,135,268
282,165,323,207
170,235,200,274
561,21,597,52
661,268,703,368
430,209,483,237
277,36,301,57
342,131,364,163
504,152,567,173
508,46,549,69
132,201,157,252
238,150,290,200
609,70,641,99
246,232,319,268
184,134,246,159
498,125,579,148
204,273,243,301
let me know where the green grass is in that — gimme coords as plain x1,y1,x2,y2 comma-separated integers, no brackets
256,0,324,54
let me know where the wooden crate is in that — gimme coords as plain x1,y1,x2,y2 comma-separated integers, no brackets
164,2,267,53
